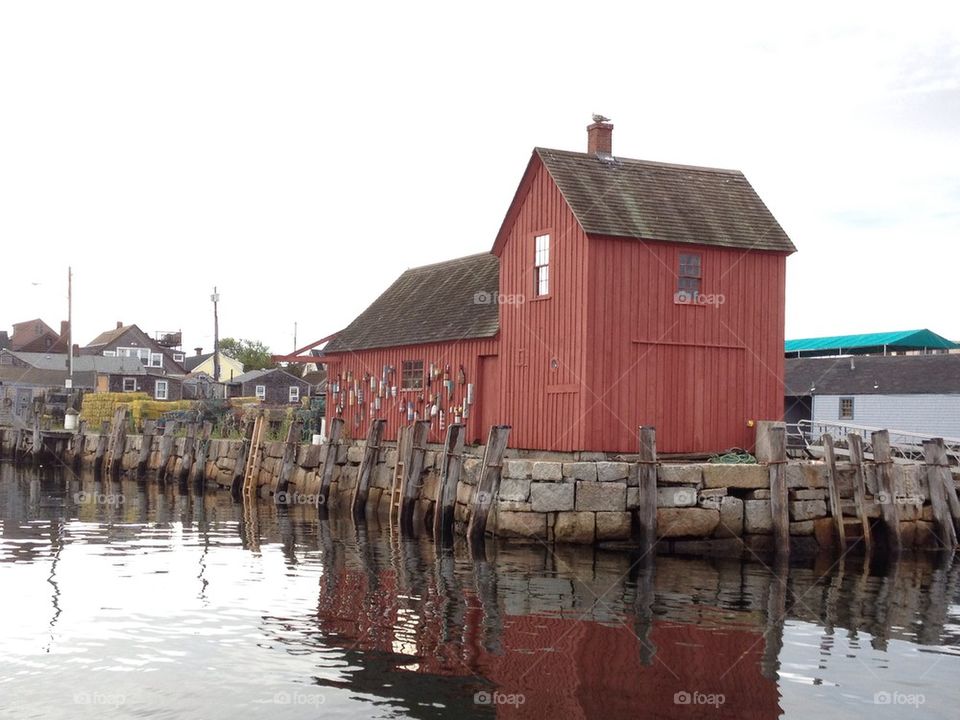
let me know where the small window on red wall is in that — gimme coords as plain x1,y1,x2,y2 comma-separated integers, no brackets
401,360,424,390
677,253,702,297
534,234,550,296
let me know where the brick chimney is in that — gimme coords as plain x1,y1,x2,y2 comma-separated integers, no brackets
587,120,613,156
195,347,203,356
116,321,123,329
72,343,79,357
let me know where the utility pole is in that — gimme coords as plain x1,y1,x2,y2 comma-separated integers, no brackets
67,266,73,387
211,287,220,382
293,322,297,353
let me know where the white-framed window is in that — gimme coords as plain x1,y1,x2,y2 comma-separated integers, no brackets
148,352,163,368
103,350,117,357
401,360,424,390
0,353,11,366
534,233,550,296
678,253,702,297
122,377,137,392
173,353,185,363
289,386,300,403
116,347,151,362
839,397,854,420
155,380,169,400
255,384,266,400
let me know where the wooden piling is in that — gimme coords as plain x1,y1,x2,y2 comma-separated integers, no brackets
935,438,960,524
108,408,128,479
136,420,156,479
872,430,901,554
231,419,255,500
30,400,42,465
93,421,109,477
822,433,846,547
637,426,658,556
350,419,386,519
847,433,873,556
466,425,511,547
433,423,465,543
923,439,958,551
71,420,87,473
157,420,179,483
178,422,198,483
767,426,790,557
316,417,344,509
275,417,304,503
190,421,213,487
399,420,431,532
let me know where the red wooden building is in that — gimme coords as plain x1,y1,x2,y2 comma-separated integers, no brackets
320,122,795,453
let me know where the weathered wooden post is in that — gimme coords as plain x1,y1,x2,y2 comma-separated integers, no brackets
275,417,304,503
822,433,846,547
433,423,466,544
136,420,156,479
767,426,790,557
231,418,255,500
93,421,109,477
190,421,214,487
847,433,873,556
466,425,511,547
923,439,958,551
872,429,902,554
316,417,344,510
157,420,179,483
399,420,431,533
30,399,42,466
72,420,88,473
351,419,386,519
637,426,658,556
178,422,198,483
108,408,128,479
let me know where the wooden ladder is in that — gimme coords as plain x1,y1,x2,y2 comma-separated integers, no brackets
242,414,266,499
389,424,410,530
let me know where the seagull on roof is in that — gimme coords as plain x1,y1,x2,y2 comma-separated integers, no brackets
592,113,611,123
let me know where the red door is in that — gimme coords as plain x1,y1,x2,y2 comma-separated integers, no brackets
476,355,500,443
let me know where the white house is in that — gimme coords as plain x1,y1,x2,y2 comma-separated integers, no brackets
785,354,960,438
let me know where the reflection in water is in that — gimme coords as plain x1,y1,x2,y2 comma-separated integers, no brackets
0,461,959,720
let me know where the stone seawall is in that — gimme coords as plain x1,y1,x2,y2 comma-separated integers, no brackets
24,432,960,551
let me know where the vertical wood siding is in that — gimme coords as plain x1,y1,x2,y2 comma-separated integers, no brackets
493,159,591,451
323,338,498,444
584,236,787,453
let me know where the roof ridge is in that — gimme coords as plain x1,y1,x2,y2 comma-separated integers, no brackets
534,146,744,176
404,251,494,273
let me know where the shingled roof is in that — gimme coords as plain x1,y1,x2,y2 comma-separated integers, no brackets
529,148,796,253
324,253,500,353
785,354,960,397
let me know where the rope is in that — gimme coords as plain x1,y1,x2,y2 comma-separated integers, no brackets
709,448,757,465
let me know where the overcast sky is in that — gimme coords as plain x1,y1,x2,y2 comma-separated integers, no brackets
1,2,958,355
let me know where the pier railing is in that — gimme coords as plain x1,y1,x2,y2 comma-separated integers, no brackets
791,420,960,464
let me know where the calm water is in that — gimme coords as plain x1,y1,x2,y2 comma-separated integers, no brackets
1,462,958,719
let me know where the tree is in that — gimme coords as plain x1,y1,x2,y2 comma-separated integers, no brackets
219,338,275,371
